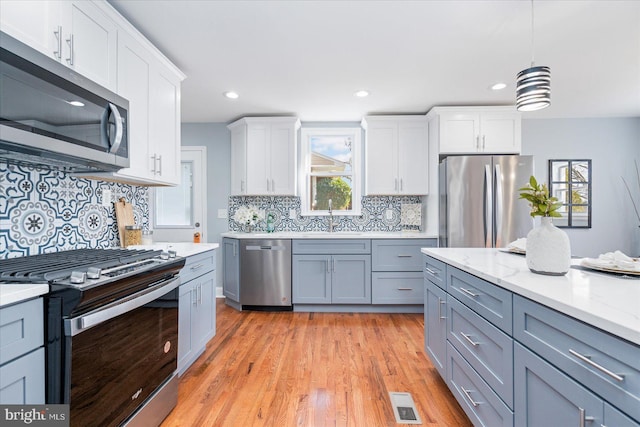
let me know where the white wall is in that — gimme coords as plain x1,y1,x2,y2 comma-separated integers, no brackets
521,117,640,257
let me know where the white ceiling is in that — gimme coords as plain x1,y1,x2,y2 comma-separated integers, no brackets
108,0,640,123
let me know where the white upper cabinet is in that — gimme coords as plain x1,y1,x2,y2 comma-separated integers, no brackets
363,116,429,195
428,106,522,154
228,117,300,196
0,0,117,91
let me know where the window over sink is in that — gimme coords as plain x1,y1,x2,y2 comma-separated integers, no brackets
299,127,362,216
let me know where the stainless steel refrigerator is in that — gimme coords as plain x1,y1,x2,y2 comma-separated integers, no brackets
439,155,535,248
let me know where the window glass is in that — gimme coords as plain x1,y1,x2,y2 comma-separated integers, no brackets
549,159,592,228
155,161,193,226
300,128,361,216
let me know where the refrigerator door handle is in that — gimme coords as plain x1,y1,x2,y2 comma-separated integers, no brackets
484,164,493,248
494,164,503,247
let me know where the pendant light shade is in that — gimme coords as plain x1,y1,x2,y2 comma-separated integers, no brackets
516,0,550,112
516,65,551,111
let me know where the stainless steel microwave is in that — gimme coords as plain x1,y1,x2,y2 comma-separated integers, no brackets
0,31,129,172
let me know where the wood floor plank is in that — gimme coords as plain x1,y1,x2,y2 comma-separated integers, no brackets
162,299,472,427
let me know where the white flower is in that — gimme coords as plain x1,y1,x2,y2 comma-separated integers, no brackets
233,205,265,226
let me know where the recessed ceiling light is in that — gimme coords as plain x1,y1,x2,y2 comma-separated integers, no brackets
491,83,507,91
67,100,85,107
354,90,369,97
224,91,239,99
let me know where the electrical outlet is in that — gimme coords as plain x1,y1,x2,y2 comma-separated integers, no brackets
385,209,394,220
101,189,112,207
289,209,297,219
218,209,228,219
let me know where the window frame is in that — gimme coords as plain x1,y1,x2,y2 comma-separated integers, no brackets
548,159,592,228
299,127,362,216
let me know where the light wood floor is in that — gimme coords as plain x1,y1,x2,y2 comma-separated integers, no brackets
162,299,472,427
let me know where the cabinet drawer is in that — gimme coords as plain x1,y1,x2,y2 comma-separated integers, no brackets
0,347,45,404
423,255,446,289
447,343,513,427
514,295,640,422
0,298,43,365
372,239,436,271
180,250,216,284
605,403,640,427
448,296,513,408
372,272,423,304
447,266,512,334
292,239,370,254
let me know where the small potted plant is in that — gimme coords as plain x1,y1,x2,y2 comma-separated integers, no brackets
519,176,571,275
232,205,264,233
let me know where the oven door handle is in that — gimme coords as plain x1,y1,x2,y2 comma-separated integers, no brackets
68,276,181,336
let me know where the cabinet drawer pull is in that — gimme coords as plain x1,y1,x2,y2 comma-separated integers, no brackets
425,267,438,275
459,287,479,298
460,332,480,347
461,387,480,407
190,263,203,271
397,254,412,258
438,298,446,320
397,288,413,291
569,349,624,382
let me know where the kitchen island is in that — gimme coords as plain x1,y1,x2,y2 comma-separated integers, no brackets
421,248,640,427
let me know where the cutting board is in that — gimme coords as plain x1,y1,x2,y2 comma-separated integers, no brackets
114,197,135,247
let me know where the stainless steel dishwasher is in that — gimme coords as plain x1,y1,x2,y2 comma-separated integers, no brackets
240,239,292,310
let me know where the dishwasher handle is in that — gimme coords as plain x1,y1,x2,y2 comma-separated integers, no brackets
245,245,287,251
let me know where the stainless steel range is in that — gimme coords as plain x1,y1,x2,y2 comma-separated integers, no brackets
0,248,185,427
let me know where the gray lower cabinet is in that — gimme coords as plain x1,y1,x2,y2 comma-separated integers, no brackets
292,240,371,305
178,250,217,376
0,297,45,404
372,239,436,305
222,238,240,302
424,278,447,378
423,254,640,427
292,254,371,304
514,342,603,427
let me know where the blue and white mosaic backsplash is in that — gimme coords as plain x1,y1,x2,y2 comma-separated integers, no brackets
1,163,149,257
228,195,423,232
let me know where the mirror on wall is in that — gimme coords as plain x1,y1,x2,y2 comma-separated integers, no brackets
548,159,592,228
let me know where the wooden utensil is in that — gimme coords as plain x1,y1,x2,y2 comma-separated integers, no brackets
114,197,135,247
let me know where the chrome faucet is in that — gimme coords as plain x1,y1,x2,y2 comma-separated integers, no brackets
328,198,336,232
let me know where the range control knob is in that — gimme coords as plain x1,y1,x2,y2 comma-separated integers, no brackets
168,250,177,259
86,267,102,280
70,271,87,284
160,251,169,260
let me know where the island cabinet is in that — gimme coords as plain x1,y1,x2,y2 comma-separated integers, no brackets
371,239,435,305
423,254,640,427
292,240,371,305
0,298,45,404
513,295,640,427
228,117,300,196
427,106,521,155
178,250,216,376
362,116,429,195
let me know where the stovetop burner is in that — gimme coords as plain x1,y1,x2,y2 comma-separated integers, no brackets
0,248,164,283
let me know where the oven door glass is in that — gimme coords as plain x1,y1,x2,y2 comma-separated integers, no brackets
69,286,178,426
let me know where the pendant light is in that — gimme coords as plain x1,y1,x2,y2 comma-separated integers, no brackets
516,0,550,111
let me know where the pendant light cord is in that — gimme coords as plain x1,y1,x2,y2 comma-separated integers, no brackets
530,0,535,67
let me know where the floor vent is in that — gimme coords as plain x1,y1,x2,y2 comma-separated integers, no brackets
388,392,422,424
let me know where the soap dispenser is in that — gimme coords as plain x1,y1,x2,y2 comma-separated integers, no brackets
266,213,275,233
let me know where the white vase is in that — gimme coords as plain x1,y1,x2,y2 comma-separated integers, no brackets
525,217,571,275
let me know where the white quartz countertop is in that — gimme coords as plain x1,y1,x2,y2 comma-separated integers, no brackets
129,242,219,257
221,231,438,239
422,248,640,346
0,284,49,308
